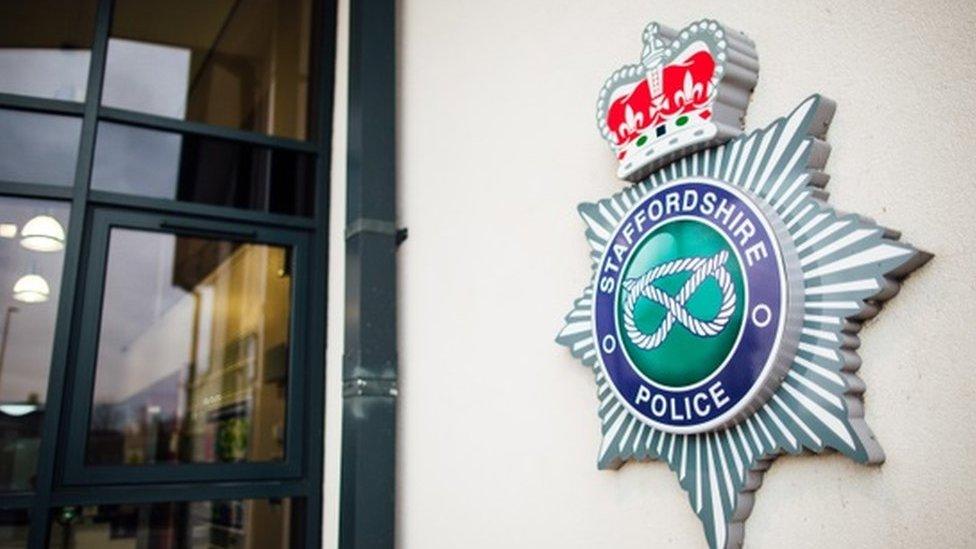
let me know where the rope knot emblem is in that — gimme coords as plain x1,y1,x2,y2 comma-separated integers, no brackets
622,251,737,351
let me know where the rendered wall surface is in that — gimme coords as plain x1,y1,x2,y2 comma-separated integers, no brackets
326,1,976,547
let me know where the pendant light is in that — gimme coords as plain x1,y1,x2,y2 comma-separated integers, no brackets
20,215,65,252
13,274,50,303
0,403,38,417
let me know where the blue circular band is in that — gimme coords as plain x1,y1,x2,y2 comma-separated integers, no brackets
593,180,785,431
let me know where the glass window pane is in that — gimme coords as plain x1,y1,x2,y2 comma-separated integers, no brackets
0,0,98,101
87,228,292,466
91,123,315,217
0,509,29,549
0,197,70,492
102,0,318,140
50,498,300,548
0,109,81,187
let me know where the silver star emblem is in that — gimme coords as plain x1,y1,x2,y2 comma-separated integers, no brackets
557,95,930,548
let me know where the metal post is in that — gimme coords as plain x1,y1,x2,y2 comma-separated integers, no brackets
339,0,399,548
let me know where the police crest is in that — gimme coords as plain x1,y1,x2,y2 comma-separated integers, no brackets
556,19,930,548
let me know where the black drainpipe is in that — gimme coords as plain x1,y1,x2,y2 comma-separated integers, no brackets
340,0,402,547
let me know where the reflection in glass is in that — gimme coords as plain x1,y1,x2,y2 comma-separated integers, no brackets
0,197,70,492
50,498,300,548
12,275,51,304
87,229,292,466
103,0,318,140
0,0,98,101
0,109,81,187
19,215,66,253
0,508,29,549
91,122,315,217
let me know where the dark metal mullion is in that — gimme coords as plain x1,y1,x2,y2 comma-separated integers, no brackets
306,0,339,546
0,93,85,116
0,493,34,508
63,462,305,486
340,0,398,548
99,106,319,153
87,190,317,230
49,479,310,507
27,0,114,546
0,182,74,201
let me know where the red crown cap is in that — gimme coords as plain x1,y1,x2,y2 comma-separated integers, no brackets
596,20,759,182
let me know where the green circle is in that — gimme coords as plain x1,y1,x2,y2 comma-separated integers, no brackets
636,135,648,146
616,220,745,387
676,116,689,126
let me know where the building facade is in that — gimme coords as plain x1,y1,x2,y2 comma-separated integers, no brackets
1,0,975,548
372,1,975,548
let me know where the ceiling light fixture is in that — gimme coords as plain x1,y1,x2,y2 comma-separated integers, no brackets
13,274,50,303
20,215,65,252
0,403,38,417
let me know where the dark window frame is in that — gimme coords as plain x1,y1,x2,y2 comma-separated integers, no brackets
63,208,310,485
0,0,337,546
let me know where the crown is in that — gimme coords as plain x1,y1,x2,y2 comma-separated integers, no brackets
596,20,759,182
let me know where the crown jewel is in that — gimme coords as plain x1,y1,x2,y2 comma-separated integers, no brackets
597,20,759,181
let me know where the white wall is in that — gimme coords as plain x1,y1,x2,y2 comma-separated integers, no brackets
323,0,349,546
326,1,976,547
